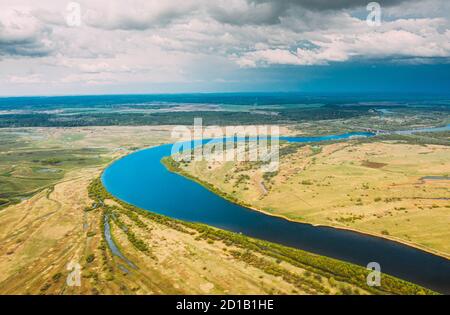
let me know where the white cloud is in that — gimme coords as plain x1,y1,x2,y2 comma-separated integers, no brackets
0,0,449,94
235,16,450,66
83,0,200,30
0,8,53,57
8,73,45,83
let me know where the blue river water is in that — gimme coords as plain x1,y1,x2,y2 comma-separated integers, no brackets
102,132,450,293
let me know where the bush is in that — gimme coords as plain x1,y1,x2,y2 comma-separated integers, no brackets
52,273,62,282
86,254,95,263
88,176,437,295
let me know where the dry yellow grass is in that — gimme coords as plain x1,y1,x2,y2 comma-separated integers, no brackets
180,141,450,257
0,168,101,294
0,167,367,295
0,126,368,295
0,126,442,294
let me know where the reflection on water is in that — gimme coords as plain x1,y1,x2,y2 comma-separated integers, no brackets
104,213,137,269
395,124,450,135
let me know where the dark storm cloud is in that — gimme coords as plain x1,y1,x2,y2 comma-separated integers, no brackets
252,0,414,11
210,0,417,26
85,0,417,30
0,9,53,57
0,37,52,57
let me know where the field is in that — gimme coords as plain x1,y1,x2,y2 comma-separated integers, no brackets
0,127,172,209
0,126,435,294
1,94,449,128
0,168,312,295
174,137,450,257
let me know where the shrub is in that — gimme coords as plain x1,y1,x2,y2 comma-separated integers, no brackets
86,254,95,263
52,273,62,282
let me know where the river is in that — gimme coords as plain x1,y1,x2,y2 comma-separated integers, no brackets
102,132,450,293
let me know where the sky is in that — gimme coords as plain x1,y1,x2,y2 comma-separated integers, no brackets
1,0,450,96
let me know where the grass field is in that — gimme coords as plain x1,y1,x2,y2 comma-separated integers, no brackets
1,168,323,294
175,139,450,257
0,127,172,209
0,125,438,294
0,127,381,294
0,126,171,293
0,165,433,294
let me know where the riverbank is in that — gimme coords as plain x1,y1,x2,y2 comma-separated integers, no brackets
92,178,436,295
102,133,450,293
161,157,450,261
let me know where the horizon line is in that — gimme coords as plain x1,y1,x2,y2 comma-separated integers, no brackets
2,91,450,98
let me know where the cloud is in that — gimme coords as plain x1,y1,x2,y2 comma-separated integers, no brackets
235,17,450,66
8,73,45,83
0,8,53,57
0,0,449,95
208,0,284,25
83,0,200,30
253,0,413,11
83,0,417,29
